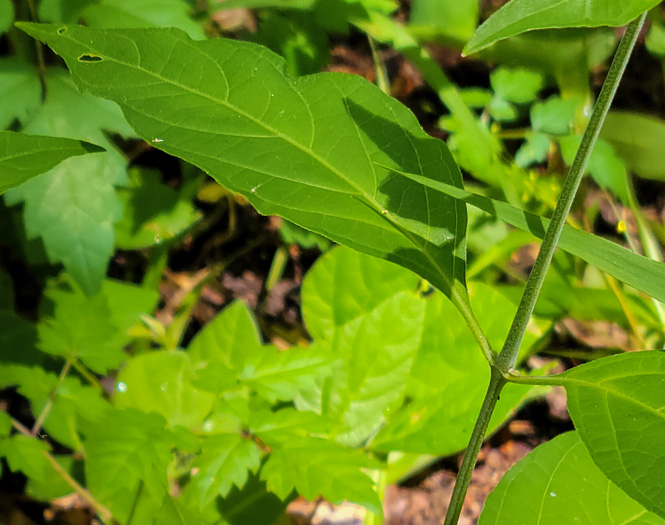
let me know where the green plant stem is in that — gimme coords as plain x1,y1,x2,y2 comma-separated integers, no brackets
71,358,103,390
31,359,71,436
25,0,47,99
442,13,646,525
10,417,114,524
443,369,505,525
451,285,496,365
495,13,646,374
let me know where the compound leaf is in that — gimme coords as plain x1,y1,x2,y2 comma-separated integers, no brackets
191,433,261,506
261,436,381,514
18,23,468,301
0,131,103,195
560,351,665,519
480,432,665,525
465,0,660,55
301,246,426,446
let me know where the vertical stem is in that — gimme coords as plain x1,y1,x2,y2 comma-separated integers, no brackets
25,0,47,99
495,13,646,373
443,13,647,525
443,369,505,525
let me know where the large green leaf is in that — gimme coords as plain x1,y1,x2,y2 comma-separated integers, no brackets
18,23,468,302
0,131,103,195
381,167,665,305
559,351,665,518
300,246,425,446
480,432,665,525
4,69,135,294
115,350,216,429
0,0,12,35
464,0,659,55
371,282,543,455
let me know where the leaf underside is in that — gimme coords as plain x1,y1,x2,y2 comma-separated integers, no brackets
18,23,468,300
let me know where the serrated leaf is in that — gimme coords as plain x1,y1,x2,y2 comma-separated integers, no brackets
531,96,579,135
382,167,665,304
490,67,543,104
43,376,110,450
82,409,174,524
115,350,216,429
559,351,665,518
4,68,134,294
0,364,58,409
217,472,290,525
250,407,330,443
0,58,41,129
464,0,659,55
26,456,81,501
300,246,425,445
480,432,665,525
372,283,542,455
189,301,332,403
0,131,104,194
39,278,158,373
192,433,261,506
261,436,381,514
0,434,51,482
18,23,468,301
81,0,205,40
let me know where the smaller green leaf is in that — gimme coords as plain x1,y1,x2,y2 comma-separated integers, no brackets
464,0,659,55
39,278,158,373
531,96,579,135
514,131,550,168
192,433,261,506
261,436,381,514
480,432,665,525
560,351,665,519
82,409,174,524
0,434,51,482
115,350,216,429
490,67,543,104
26,456,81,501
217,472,290,525
0,131,103,195
250,407,330,443
38,0,97,23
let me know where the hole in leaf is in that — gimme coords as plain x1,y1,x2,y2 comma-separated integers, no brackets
57,27,66,35
78,54,103,63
